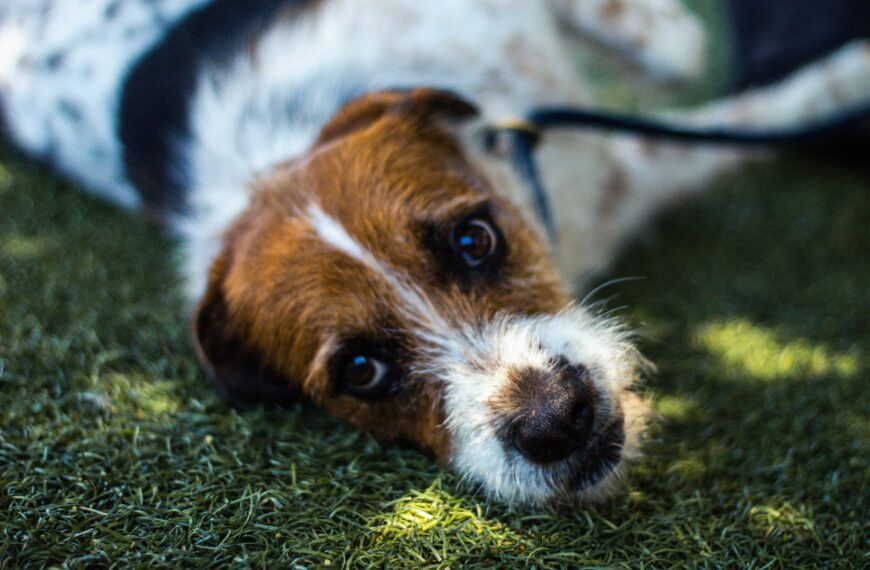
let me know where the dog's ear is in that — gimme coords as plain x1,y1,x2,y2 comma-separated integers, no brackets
316,88,479,145
192,250,297,407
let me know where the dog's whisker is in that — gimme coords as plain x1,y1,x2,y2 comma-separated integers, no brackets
579,276,646,308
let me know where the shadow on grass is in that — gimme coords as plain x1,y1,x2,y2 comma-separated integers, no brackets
2,143,867,566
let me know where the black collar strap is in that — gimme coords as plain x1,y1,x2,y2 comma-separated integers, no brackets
486,101,870,241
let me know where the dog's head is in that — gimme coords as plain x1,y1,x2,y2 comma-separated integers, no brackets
193,89,649,505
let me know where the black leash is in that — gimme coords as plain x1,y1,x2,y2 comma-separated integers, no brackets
485,101,870,241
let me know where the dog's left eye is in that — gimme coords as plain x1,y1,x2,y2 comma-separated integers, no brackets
337,352,395,397
452,218,498,267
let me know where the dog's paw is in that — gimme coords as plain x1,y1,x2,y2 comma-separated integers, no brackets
754,39,870,123
553,0,707,82
813,40,870,110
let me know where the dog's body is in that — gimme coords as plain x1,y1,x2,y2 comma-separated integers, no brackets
2,0,869,505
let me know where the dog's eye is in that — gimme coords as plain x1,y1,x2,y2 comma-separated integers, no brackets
452,218,497,267
339,353,393,396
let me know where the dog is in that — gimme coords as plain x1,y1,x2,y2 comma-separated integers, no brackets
2,0,869,506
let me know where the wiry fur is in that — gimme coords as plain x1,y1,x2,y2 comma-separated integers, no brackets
2,0,869,506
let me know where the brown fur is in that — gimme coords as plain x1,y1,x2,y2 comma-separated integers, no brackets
601,0,625,23
598,166,630,217
193,89,569,462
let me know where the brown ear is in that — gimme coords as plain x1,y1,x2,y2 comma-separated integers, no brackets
316,88,479,145
192,250,298,407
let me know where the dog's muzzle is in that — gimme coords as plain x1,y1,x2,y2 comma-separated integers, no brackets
495,361,626,488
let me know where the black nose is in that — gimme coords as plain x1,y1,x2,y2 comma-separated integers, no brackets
511,379,595,464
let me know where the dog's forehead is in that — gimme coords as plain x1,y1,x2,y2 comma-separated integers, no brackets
243,126,486,277
290,128,552,276
305,129,490,214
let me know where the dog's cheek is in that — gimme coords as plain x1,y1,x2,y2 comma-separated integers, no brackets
316,387,452,460
407,383,455,463
192,251,300,407
193,238,335,412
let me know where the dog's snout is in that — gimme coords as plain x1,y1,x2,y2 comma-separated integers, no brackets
511,368,595,464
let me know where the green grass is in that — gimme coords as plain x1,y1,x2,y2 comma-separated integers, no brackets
2,8,869,568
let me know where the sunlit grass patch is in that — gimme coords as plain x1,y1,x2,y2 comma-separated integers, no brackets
94,373,184,417
372,479,524,547
695,318,860,381
1,235,52,259
362,479,533,566
747,502,820,543
667,457,707,481
0,161,10,191
656,394,704,423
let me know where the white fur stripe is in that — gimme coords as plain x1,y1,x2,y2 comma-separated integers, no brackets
306,203,373,266
305,203,452,336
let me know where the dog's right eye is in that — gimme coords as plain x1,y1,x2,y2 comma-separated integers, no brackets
334,351,397,398
452,218,498,267
344,354,387,389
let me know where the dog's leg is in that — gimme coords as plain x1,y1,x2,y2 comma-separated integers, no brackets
546,41,870,282
547,0,706,82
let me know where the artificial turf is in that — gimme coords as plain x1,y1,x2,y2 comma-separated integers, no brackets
1,6,868,569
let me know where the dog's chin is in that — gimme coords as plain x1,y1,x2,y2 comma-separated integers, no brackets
568,416,626,487
524,416,627,506
569,391,651,505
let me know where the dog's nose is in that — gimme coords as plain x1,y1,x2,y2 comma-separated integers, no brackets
511,374,595,464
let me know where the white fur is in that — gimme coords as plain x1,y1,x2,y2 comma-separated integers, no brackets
307,203,371,267
305,202,455,337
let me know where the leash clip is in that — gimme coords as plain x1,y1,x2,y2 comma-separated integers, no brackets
484,117,542,156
